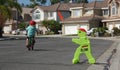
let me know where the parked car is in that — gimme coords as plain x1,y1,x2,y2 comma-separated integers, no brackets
11,29,20,35
22,30,27,35
11,29,27,35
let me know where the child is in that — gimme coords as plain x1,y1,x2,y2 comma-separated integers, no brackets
26,20,37,50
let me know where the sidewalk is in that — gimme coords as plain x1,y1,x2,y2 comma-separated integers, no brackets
87,37,120,70
109,41,120,70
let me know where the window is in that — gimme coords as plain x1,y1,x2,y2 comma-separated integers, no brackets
47,12,53,17
34,14,40,19
33,10,41,20
116,3,119,14
103,9,108,15
72,9,81,17
36,10,40,13
112,3,115,15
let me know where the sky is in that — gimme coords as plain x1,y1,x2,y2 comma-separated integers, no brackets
18,0,31,5
17,0,103,5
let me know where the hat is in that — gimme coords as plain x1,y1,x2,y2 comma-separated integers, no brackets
79,28,86,32
29,20,36,25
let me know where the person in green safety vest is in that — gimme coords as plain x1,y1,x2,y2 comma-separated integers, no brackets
72,28,96,64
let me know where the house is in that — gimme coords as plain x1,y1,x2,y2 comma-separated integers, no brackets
61,0,120,35
102,0,120,31
3,7,33,34
61,0,108,35
31,3,73,34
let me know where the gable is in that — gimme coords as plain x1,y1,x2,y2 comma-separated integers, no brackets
108,0,120,4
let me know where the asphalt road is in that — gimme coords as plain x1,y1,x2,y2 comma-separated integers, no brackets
0,37,114,70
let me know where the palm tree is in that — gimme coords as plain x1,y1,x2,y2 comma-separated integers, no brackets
0,0,22,37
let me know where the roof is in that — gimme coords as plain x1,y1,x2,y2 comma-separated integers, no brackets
34,3,84,11
22,7,33,14
108,0,120,3
33,1,108,12
36,3,60,11
61,15,104,23
102,16,120,22
58,3,84,11
85,0,108,9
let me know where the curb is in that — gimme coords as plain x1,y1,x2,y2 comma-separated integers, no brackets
0,37,20,41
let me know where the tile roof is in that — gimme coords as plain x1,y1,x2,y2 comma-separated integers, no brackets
61,15,104,23
36,3,60,11
36,3,84,11
35,1,108,12
58,3,84,11
108,0,120,3
22,7,33,14
102,16,120,22
85,0,108,9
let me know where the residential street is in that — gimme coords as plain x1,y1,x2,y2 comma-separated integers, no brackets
0,37,113,70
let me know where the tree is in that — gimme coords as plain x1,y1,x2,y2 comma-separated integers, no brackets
29,0,46,7
18,22,28,30
76,0,88,3
41,20,61,34
41,20,50,31
0,0,22,37
51,0,61,4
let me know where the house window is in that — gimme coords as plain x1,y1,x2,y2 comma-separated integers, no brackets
47,12,53,17
116,3,119,14
112,3,115,15
72,9,81,17
34,14,40,19
33,10,41,20
103,9,108,15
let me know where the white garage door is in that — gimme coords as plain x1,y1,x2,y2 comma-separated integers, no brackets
3,26,11,33
108,24,113,30
115,24,120,29
65,24,78,35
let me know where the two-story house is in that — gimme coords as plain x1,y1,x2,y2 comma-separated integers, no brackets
61,0,108,35
31,3,85,34
102,0,120,30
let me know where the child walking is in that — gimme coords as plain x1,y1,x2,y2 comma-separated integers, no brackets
26,20,37,51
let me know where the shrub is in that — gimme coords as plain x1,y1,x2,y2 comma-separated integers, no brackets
112,27,120,36
104,32,111,37
45,31,54,35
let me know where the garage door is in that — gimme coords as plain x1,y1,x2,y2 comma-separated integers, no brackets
65,24,78,35
3,26,11,33
108,24,113,30
115,24,120,29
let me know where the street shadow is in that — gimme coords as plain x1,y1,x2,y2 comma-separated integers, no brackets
94,62,107,65
76,59,88,64
76,60,107,65
33,49,54,51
